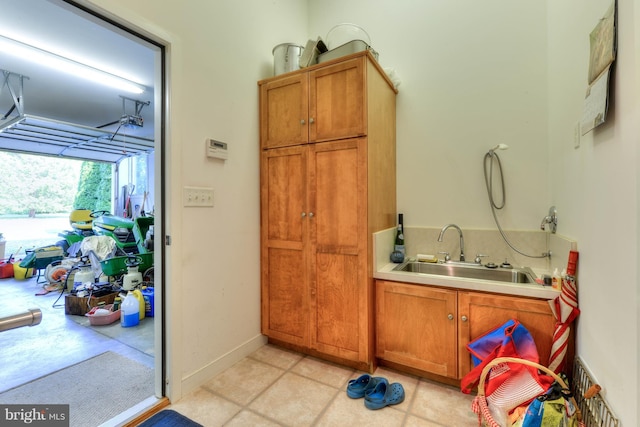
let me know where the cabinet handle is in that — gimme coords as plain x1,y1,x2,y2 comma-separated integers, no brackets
308,212,314,218
461,315,468,322
447,314,454,320
300,119,306,125
309,117,315,124
301,212,306,218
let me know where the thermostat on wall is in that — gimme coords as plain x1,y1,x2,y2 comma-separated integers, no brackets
206,139,228,160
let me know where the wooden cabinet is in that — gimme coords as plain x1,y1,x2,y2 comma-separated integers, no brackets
260,52,397,370
457,291,557,378
259,56,366,149
260,145,308,347
259,73,308,149
376,280,558,380
376,281,458,378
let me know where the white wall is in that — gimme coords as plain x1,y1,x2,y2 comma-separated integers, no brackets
308,0,550,230
548,0,638,424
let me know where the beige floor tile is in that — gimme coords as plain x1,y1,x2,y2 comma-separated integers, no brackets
290,356,355,388
370,366,419,413
249,372,337,426
168,387,241,426
249,344,304,370
167,345,484,427
225,409,283,426
202,357,284,405
403,414,447,426
316,392,406,427
410,379,477,426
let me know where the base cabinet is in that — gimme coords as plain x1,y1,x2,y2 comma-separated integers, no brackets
376,280,558,380
457,291,557,378
376,281,458,378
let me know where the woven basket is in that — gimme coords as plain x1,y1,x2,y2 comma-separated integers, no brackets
471,357,584,427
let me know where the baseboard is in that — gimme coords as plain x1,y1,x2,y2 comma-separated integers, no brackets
179,334,267,398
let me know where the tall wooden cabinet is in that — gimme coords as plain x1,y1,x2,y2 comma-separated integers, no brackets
259,52,397,370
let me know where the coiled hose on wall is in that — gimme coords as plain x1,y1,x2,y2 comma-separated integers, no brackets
483,148,549,259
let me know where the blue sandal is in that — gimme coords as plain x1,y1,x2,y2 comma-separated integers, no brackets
364,381,405,410
346,374,388,399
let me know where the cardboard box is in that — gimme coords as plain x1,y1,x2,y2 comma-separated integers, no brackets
65,292,118,316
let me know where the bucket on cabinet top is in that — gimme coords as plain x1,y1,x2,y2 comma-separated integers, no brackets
272,43,304,76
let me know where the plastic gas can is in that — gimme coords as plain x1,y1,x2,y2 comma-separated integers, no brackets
0,259,14,278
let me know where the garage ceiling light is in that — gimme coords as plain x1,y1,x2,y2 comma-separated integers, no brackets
0,34,146,94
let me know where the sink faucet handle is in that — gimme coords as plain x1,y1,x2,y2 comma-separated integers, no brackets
438,251,450,262
474,254,488,264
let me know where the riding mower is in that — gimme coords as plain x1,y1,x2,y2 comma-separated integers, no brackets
56,209,96,255
93,212,155,282
56,209,154,282
91,211,140,255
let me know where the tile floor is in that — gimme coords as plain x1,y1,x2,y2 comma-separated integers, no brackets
167,344,479,426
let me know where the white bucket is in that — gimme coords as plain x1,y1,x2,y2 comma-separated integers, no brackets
272,43,304,76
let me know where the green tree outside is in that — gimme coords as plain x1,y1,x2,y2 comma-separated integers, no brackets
0,152,112,215
73,162,112,211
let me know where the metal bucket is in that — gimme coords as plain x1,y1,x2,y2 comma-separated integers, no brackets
272,43,304,76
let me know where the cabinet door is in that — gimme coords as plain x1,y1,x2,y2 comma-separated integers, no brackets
309,138,368,362
376,281,458,378
457,292,556,378
260,73,309,149
309,57,366,143
260,146,309,346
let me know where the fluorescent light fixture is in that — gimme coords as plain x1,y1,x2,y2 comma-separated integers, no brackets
0,34,146,94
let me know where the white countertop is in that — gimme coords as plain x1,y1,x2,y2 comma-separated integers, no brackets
375,262,560,300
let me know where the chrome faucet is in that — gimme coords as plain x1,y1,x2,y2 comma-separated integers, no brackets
540,206,558,233
437,224,465,262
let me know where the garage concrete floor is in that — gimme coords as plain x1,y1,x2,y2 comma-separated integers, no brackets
0,274,155,397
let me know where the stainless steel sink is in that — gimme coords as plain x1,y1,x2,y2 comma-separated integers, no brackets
392,261,536,284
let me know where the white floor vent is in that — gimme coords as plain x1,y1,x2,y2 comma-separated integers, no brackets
572,357,619,427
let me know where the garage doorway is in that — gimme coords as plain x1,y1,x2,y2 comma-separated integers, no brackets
0,0,165,424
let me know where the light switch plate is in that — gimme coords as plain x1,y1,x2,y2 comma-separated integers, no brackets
183,186,214,207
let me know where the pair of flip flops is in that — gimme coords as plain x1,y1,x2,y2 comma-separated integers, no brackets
346,374,405,410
